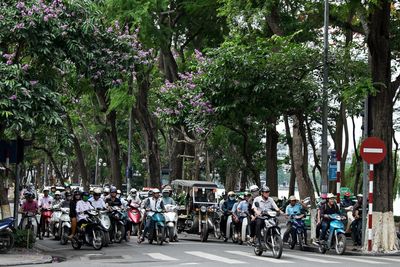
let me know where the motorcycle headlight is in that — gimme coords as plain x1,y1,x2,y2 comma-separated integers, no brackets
200,206,207,213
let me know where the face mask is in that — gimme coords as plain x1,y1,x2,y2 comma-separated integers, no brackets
229,196,235,201
83,196,89,201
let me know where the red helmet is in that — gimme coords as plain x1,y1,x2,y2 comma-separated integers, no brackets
344,192,351,197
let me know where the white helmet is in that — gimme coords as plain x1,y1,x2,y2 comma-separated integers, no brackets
55,191,61,196
117,189,121,194
152,189,160,194
130,188,137,194
249,185,259,192
94,188,102,194
104,187,110,193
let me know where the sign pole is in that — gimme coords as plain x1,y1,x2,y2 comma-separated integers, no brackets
13,163,20,228
367,163,374,251
336,149,341,204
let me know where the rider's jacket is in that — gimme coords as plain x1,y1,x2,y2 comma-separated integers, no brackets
222,199,236,214
144,197,164,217
76,200,94,221
127,195,141,206
162,197,175,206
237,200,250,216
21,200,38,213
252,196,278,215
285,203,303,218
52,199,63,208
90,198,106,210
321,202,339,221
39,195,53,209
105,197,122,208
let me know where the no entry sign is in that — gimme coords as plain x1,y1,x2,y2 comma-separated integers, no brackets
360,137,387,164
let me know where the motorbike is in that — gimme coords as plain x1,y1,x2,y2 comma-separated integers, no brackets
127,203,142,236
40,208,53,237
234,212,250,245
0,217,15,253
147,209,166,245
98,209,111,246
59,208,71,245
253,210,283,259
50,204,62,240
109,206,126,243
211,206,222,239
164,204,178,242
71,210,105,250
288,212,306,250
318,213,347,255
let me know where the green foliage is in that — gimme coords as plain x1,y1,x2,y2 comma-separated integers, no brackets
13,229,36,249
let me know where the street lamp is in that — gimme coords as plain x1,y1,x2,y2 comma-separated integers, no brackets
97,158,107,185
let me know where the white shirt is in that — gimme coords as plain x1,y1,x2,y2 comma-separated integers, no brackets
39,195,53,209
76,200,94,221
252,196,278,213
145,197,163,216
90,198,106,210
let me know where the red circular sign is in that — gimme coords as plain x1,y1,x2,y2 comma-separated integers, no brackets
360,137,387,164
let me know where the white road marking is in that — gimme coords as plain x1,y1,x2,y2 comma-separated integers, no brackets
307,254,389,264
225,250,294,263
185,251,245,264
363,257,400,263
285,253,340,263
146,253,178,261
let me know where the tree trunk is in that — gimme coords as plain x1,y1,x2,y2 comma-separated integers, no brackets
65,114,89,191
305,118,321,196
266,120,279,196
366,0,396,252
342,111,349,186
284,115,296,197
292,114,316,204
169,129,185,181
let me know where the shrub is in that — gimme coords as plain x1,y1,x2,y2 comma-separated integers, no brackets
13,229,36,249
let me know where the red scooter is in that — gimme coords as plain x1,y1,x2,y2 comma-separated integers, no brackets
127,203,142,236
40,208,53,237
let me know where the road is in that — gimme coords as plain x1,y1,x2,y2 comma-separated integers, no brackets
30,234,400,267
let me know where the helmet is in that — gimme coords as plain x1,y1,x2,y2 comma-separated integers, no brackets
153,189,160,194
327,193,335,199
51,186,56,189
89,187,94,192
162,189,170,194
55,191,61,196
344,192,351,197
227,191,235,196
249,185,259,192
73,190,81,195
289,195,297,201
65,192,72,197
43,188,49,192
26,192,34,198
117,189,121,194
148,190,153,197
237,194,244,200
244,192,251,197
357,194,363,198
93,188,102,195
104,187,110,193
82,192,90,197
130,188,137,194
110,187,117,193
260,186,270,193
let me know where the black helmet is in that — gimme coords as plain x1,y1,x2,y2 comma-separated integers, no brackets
82,192,90,197
65,192,72,197
110,187,117,193
73,190,81,196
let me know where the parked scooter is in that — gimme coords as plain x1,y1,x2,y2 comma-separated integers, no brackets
253,210,283,259
318,213,347,255
71,210,105,250
59,208,71,245
0,217,15,253
127,203,142,236
164,204,178,242
50,204,62,240
109,206,126,243
148,209,166,245
288,212,306,250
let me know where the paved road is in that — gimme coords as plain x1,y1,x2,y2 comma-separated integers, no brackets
30,234,400,267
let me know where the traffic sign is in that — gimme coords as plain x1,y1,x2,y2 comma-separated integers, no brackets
360,137,387,164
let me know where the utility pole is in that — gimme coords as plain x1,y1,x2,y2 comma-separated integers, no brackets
321,0,330,198
127,108,133,193
361,98,369,247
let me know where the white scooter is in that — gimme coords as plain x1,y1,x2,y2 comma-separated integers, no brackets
164,204,178,242
98,209,111,246
59,207,71,245
50,204,62,240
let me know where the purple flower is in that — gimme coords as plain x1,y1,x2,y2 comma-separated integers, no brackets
43,15,49,22
107,27,113,33
22,64,29,71
9,95,17,100
16,2,25,9
15,23,25,29
30,80,38,86
6,60,13,65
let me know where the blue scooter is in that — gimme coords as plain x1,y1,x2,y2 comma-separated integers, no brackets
319,213,347,255
0,217,15,253
289,212,306,250
148,209,166,245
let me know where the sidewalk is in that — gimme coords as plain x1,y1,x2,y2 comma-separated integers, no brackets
0,248,53,266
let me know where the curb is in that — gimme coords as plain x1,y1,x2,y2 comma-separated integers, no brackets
0,255,53,266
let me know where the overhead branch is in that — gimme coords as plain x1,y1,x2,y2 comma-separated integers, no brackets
32,145,64,181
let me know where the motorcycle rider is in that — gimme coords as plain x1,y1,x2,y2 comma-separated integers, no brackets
219,191,227,209
76,192,95,228
126,188,142,239
138,188,164,243
162,188,176,205
68,190,81,240
351,194,363,246
283,195,307,243
341,192,353,208
252,186,281,247
52,191,63,207
102,187,110,200
106,187,123,242
221,191,237,242
39,188,53,238
248,185,259,244
319,193,340,243
341,192,354,233
61,192,72,208
90,188,107,210
49,186,57,198
19,192,40,237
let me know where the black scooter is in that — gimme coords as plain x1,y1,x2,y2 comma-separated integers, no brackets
71,210,105,250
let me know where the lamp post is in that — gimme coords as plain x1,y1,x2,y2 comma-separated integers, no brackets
141,158,147,186
98,158,107,185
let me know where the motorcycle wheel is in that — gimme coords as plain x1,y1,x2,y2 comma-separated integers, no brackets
200,224,208,242
103,232,110,247
168,227,174,242
270,234,283,259
156,227,164,246
318,243,327,254
289,233,296,249
254,246,263,256
115,224,125,243
60,226,69,245
132,224,139,236
297,232,304,251
93,230,104,250
335,233,346,255
0,231,15,253
71,239,82,250
214,222,221,239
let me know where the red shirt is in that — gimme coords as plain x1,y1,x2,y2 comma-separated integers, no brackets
22,200,38,213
